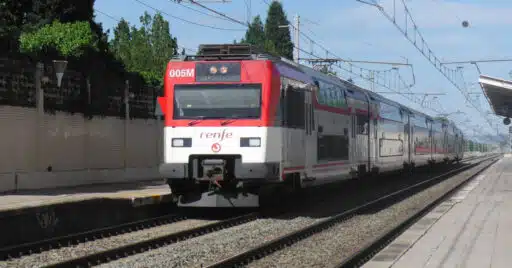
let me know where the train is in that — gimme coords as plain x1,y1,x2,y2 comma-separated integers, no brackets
157,44,466,207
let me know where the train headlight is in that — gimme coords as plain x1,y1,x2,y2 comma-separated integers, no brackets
240,137,261,147
172,138,192,147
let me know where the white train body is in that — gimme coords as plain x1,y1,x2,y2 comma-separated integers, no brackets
157,44,466,207
161,126,281,181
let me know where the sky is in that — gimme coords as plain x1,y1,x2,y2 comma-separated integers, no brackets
93,0,512,143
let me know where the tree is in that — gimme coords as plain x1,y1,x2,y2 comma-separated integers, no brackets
110,11,179,85
264,1,293,59
110,18,131,67
22,0,97,33
19,20,96,58
150,13,178,74
241,15,265,48
0,0,33,52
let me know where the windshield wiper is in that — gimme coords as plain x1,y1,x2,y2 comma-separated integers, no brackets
188,116,207,126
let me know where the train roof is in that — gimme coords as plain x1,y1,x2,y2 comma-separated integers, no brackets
298,65,353,87
177,44,464,133
404,106,432,120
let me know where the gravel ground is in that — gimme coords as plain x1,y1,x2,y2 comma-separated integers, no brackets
0,159,488,268
246,162,487,268
96,215,327,268
0,219,217,268
92,166,456,268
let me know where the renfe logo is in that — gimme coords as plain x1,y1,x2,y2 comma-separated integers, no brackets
200,129,233,141
169,68,194,78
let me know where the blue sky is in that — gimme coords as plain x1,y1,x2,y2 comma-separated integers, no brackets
93,0,512,143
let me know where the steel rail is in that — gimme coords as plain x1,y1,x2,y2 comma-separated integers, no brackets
44,212,259,268
205,155,499,268
335,155,500,268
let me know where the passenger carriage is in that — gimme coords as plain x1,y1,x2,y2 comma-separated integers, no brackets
157,44,467,207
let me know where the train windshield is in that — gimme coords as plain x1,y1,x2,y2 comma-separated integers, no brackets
173,84,261,119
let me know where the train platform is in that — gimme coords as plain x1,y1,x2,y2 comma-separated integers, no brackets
364,154,510,268
0,179,174,249
0,179,172,214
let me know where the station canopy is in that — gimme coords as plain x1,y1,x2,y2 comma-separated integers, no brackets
479,75,512,118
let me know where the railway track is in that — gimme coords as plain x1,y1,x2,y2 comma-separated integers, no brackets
0,213,187,261
204,154,500,268
2,155,496,267
336,155,500,268
41,212,259,267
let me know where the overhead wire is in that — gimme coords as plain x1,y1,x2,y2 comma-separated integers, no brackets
256,0,432,110
294,41,444,114
356,0,494,130
187,0,422,100
168,0,234,22
292,27,446,112
187,0,248,26
132,0,245,31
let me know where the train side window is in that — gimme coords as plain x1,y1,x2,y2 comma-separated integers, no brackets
357,114,369,134
284,85,305,129
317,135,349,161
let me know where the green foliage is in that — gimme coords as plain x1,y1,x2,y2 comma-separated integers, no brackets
2,1,161,119
238,2,294,59
110,18,132,66
264,1,294,60
139,71,163,86
0,1,32,51
19,20,96,57
110,12,179,86
242,15,265,47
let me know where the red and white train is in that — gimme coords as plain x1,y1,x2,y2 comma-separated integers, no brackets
157,44,466,207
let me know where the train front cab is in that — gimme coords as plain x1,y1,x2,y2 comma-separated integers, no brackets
159,57,286,207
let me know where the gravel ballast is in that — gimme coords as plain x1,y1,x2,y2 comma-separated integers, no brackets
0,159,490,268
97,215,327,268
95,163,482,268
0,219,217,268
246,161,490,268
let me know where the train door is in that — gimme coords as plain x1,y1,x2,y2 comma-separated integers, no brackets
427,120,433,162
351,113,357,165
455,131,460,159
373,102,380,168
400,109,410,165
368,101,376,171
282,81,306,172
407,113,413,166
442,125,448,158
304,89,316,177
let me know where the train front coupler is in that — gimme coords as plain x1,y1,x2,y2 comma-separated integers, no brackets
201,159,241,192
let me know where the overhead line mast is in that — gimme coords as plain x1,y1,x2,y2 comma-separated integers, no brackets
356,0,494,129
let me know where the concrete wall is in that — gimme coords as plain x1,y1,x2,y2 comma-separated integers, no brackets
0,106,163,193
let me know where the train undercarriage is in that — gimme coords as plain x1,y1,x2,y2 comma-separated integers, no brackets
167,155,285,207
166,155,463,208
